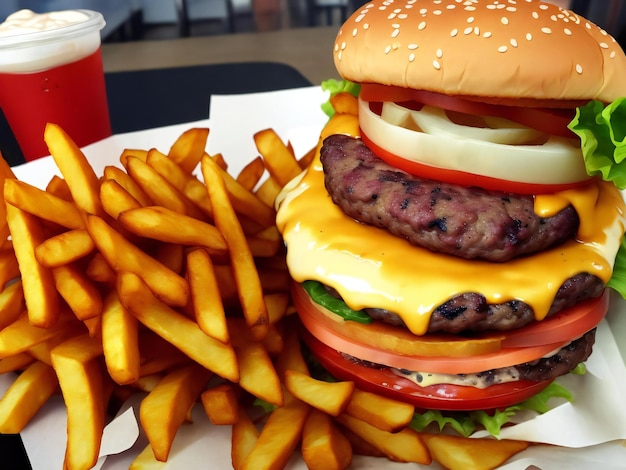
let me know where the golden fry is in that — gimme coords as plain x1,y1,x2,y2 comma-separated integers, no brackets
236,156,266,191
85,214,189,307
118,272,238,382
302,409,353,470
254,129,302,187
0,352,34,374
35,229,95,268
284,370,354,417
4,179,84,229
167,127,209,174
0,243,20,289
52,263,103,320
51,333,106,470
5,203,60,327
0,361,58,433
241,392,310,470
231,406,259,470
345,388,415,432
0,280,25,330
101,290,140,385
44,122,103,216
420,433,530,470
337,413,431,465
100,179,143,220
103,165,152,207
117,206,227,254
201,156,268,338
140,363,212,461
200,383,239,425
187,248,229,343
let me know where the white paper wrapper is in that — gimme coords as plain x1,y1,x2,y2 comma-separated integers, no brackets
6,86,626,469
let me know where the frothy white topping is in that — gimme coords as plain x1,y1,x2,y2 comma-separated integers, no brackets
0,9,90,37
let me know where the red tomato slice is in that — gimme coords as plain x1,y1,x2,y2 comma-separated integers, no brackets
360,132,594,194
359,83,578,138
293,283,569,375
498,290,608,348
301,327,553,411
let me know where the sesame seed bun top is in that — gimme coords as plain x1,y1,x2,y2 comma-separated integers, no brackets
333,0,626,103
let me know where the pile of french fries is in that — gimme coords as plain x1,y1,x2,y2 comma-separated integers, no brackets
0,104,530,470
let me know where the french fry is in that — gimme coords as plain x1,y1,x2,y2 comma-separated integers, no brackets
206,160,276,229
119,148,149,167
236,156,266,191
201,383,239,425
154,242,185,275
117,272,239,382
330,92,359,115
229,318,283,406
45,175,73,201
0,280,25,330
345,388,415,432
254,129,302,187
5,203,60,327
35,228,95,268
4,179,84,229
420,433,530,470
52,264,103,320
85,252,116,284
51,333,106,470
202,155,269,339
0,361,58,433
85,214,189,307
101,290,140,385
129,443,167,470
100,179,143,219
302,409,353,470
337,413,431,465
0,351,34,374
117,206,228,255
167,127,209,174
231,406,259,470
241,392,310,470
125,156,205,219
186,248,229,343
0,243,20,289
44,122,103,216
284,369,354,416
140,362,212,461
254,175,283,209
103,165,152,207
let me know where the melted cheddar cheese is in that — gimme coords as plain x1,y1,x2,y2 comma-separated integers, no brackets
275,113,626,336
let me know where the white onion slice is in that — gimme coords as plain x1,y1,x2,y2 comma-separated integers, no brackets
359,98,588,185
381,102,544,145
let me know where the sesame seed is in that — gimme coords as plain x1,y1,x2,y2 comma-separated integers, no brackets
433,59,441,70
434,9,442,15
483,31,492,38
541,27,552,34
419,8,427,14
408,43,419,49
352,28,358,36
539,4,548,10
418,21,426,30
564,28,572,35
467,16,475,23
550,15,557,21
510,38,518,47
450,28,459,36
611,51,616,59
391,28,400,38
526,32,532,40
398,13,408,19
464,26,473,34
409,53,416,62
506,6,516,11
501,16,509,25
600,42,609,48
532,11,539,19
575,64,583,74
474,26,480,34
498,45,508,52
385,45,392,54
436,48,443,58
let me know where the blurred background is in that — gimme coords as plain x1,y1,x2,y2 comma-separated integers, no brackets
0,0,624,47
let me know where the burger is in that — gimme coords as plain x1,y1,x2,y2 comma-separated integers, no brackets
276,0,626,438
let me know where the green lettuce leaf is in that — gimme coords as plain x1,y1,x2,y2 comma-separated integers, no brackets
568,97,626,189
608,235,626,299
409,381,575,438
321,79,361,117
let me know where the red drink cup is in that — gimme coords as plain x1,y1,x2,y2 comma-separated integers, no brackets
0,9,111,161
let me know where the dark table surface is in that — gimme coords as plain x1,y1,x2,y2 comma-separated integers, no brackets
0,60,312,469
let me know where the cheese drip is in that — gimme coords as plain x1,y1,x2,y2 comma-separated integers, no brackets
276,113,626,337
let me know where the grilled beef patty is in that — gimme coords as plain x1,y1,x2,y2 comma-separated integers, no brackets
320,134,580,262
